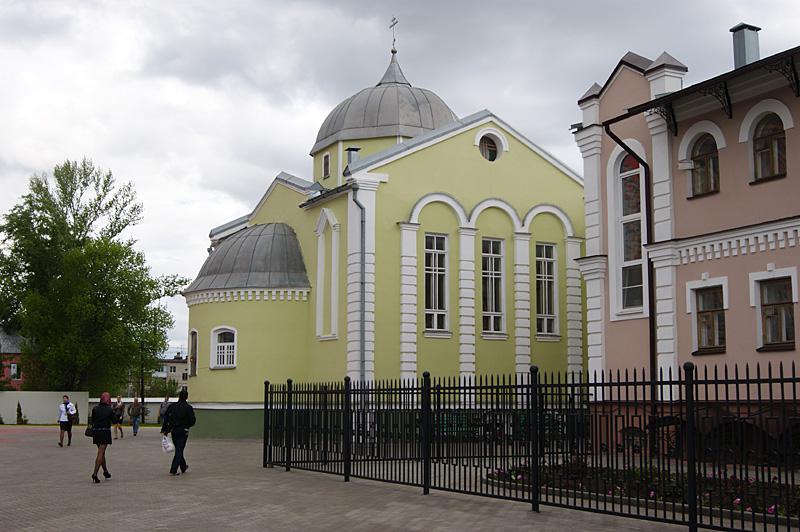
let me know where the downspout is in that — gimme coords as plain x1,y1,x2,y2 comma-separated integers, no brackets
350,183,366,381
603,118,659,452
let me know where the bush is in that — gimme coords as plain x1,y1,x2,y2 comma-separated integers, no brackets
0,412,4,424
16,401,28,424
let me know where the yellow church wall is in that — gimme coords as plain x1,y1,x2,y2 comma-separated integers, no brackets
187,299,310,402
312,137,401,183
370,120,584,379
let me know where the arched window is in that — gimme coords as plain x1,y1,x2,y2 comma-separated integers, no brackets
619,154,643,309
479,136,498,161
189,330,198,376
691,134,719,195
211,327,236,368
753,113,786,180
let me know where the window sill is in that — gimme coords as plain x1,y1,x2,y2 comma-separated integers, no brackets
692,347,726,356
686,190,719,200
749,173,786,186
756,343,795,353
317,334,338,342
481,332,508,341
616,307,644,316
423,330,452,339
535,334,562,343
210,366,236,370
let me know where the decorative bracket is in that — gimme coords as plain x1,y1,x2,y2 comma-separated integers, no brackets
700,82,732,118
765,57,800,97
652,103,677,136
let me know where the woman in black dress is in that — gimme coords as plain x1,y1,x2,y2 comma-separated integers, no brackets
90,392,114,483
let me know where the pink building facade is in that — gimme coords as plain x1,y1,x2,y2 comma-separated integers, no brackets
1,331,24,390
574,25,800,379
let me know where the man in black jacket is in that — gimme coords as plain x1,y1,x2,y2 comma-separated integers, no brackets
161,389,196,475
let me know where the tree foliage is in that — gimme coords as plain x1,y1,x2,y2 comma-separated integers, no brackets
0,159,187,393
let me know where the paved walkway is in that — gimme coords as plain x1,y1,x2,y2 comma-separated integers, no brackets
0,426,685,531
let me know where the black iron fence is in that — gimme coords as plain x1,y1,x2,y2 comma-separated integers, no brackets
264,362,800,531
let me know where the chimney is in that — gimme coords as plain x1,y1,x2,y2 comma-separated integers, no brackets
730,23,761,69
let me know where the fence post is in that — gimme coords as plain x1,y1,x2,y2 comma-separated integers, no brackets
529,366,540,512
285,378,293,472
683,362,697,532
264,379,272,468
343,376,352,482
421,371,432,495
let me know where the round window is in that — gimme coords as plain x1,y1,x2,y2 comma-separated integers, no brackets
479,135,498,161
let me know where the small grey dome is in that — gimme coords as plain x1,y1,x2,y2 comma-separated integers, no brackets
311,50,457,154
185,223,309,293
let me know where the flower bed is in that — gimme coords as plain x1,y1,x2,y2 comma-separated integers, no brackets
485,461,799,517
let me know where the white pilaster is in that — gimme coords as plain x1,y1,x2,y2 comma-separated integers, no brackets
576,255,607,400
646,112,674,242
574,125,603,256
399,222,420,380
458,227,478,377
346,178,379,380
565,237,584,374
512,232,531,374
649,246,680,392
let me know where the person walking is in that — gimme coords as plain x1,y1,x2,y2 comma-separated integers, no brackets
90,392,114,483
161,389,195,476
158,394,171,424
128,397,143,436
112,395,125,439
57,395,77,447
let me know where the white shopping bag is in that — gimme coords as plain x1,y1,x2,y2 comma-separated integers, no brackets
162,435,175,453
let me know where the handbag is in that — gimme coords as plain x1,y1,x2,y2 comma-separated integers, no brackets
85,425,94,437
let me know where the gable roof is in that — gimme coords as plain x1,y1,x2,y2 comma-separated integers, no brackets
209,172,321,240
344,109,583,185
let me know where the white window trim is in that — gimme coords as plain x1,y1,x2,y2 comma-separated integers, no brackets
607,141,648,320
10,363,19,380
315,208,340,340
535,242,560,337
686,275,729,353
481,237,506,335
677,120,726,198
473,127,510,153
738,99,794,183
749,266,798,349
423,233,449,332
188,329,198,377
210,326,237,369
321,152,331,179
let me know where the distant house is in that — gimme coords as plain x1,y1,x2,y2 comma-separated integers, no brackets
1,330,24,390
154,353,189,393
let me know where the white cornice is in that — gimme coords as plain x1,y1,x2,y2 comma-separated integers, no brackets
647,217,800,265
185,289,310,306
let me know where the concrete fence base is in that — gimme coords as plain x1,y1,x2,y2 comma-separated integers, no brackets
0,391,89,425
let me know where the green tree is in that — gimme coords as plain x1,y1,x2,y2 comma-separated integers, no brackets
147,376,180,398
0,159,187,393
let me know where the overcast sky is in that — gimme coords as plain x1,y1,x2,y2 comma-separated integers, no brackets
1,1,798,351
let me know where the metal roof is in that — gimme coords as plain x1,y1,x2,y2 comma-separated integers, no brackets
185,223,309,294
310,50,457,154
0,329,23,354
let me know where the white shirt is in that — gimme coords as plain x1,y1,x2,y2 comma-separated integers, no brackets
58,402,76,422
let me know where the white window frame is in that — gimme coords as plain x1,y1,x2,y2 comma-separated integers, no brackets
535,242,559,337
686,276,729,354
606,141,649,321
749,266,798,349
481,237,506,334
9,363,19,380
423,233,449,332
189,329,198,377
738,99,795,183
210,326,237,369
618,158,645,313
322,152,331,179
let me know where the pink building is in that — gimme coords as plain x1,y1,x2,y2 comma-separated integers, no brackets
1,330,24,390
574,25,799,378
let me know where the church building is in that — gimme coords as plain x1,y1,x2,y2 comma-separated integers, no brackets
184,49,585,436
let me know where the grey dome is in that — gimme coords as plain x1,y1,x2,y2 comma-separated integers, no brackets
311,50,457,154
185,223,309,293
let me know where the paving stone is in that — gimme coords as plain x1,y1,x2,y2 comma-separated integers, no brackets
0,426,684,531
